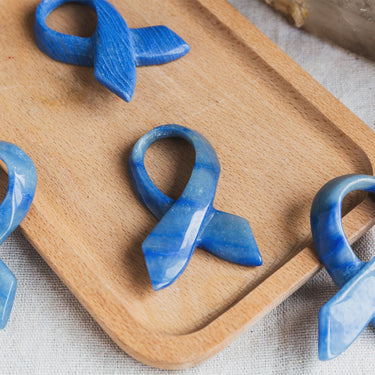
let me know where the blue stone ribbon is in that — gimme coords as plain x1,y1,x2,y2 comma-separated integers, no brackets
0,142,37,329
128,125,262,291
311,174,375,360
34,0,190,102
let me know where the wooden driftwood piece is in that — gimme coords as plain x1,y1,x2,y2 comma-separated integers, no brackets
263,0,375,60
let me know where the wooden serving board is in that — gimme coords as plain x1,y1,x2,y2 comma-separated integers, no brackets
1,0,375,369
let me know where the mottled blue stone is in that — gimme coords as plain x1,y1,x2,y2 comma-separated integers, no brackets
311,174,375,360
34,0,190,102
0,142,37,329
0,260,17,330
128,125,262,291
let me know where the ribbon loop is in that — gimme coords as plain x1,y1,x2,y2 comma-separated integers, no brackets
34,0,190,102
0,142,37,328
311,174,375,360
129,125,262,291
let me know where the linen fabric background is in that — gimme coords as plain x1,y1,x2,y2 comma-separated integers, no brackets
1,0,375,373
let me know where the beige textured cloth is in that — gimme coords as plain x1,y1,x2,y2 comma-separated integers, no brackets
1,0,375,373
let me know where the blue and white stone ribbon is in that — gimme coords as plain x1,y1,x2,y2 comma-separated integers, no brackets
0,142,37,329
129,124,262,291
311,174,375,360
34,0,190,102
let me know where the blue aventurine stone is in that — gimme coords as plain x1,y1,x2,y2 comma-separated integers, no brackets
0,259,17,329
311,174,375,360
128,124,262,291
0,142,37,329
34,0,190,102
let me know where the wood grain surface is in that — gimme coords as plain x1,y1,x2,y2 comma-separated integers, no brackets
1,0,375,369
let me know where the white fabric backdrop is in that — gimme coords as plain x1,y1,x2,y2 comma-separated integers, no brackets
1,0,375,373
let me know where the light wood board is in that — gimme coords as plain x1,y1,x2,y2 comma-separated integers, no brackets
1,0,375,369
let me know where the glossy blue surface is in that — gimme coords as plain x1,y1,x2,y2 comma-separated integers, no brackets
311,174,375,360
34,0,190,102
0,142,37,329
128,125,262,291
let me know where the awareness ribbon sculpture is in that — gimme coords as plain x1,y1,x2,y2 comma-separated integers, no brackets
34,0,190,102
0,142,37,328
311,174,375,360
128,125,262,291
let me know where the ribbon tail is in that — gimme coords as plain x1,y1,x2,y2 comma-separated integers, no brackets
130,26,190,66
198,210,262,266
0,259,17,329
319,258,375,360
93,0,136,102
142,201,207,291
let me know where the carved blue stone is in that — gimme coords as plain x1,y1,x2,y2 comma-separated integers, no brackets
311,174,375,360
128,124,262,291
34,0,190,102
0,142,37,329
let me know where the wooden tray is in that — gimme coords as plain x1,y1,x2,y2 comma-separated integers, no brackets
1,0,375,369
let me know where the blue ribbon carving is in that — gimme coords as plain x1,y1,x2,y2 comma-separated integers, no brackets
0,142,37,329
311,174,375,360
128,125,262,291
34,0,190,102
